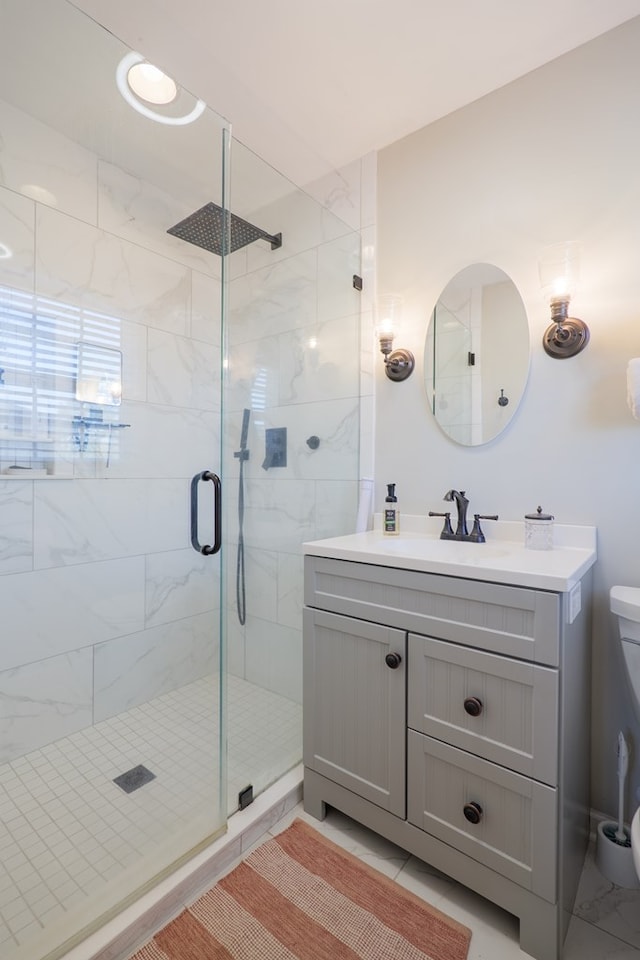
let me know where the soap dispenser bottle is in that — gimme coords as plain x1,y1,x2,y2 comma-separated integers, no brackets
383,483,399,536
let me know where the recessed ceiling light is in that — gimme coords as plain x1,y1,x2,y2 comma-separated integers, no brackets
127,62,177,105
116,52,206,126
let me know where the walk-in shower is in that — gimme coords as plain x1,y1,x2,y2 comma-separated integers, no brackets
0,3,362,959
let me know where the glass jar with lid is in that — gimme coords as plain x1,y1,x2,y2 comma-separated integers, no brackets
524,506,554,550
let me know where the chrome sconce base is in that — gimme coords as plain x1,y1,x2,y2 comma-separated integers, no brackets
542,298,589,359
543,317,589,358
384,347,415,381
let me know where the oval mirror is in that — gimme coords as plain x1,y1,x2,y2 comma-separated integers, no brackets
424,264,529,446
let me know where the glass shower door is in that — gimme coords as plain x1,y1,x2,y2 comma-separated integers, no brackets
0,3,228,959
221,137,363,811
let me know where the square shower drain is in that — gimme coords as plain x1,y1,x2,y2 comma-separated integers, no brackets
113,764,156,794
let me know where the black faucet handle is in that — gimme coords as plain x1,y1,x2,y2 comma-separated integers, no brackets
428,511,454,539
469,513,499,543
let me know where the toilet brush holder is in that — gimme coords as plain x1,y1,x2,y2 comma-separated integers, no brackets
595,820,639,888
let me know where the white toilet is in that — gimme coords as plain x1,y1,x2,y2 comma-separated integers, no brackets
610,585,640,881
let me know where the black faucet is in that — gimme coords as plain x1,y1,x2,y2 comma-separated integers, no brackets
429,489,498,542
445,489,469,537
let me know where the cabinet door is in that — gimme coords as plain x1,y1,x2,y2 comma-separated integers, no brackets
303,608,406,817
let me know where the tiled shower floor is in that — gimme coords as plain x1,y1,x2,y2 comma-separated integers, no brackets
0,675,302,959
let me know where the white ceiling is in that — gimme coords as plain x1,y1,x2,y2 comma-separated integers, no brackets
71,0,640,187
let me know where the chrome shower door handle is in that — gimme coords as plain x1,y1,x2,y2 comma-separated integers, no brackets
190,470,221,555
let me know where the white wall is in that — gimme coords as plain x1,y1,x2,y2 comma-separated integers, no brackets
376,17,640,816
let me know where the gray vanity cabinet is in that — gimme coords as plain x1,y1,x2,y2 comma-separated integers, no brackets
303,555,592,960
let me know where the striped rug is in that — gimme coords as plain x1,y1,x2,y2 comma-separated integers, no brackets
129,818,471,960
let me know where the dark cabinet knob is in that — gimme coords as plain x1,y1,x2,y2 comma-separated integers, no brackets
463,801,483,824
385,652,402,669
464,696,483,717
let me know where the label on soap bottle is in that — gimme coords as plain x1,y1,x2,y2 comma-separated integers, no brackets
383,508,399,535
384,483,399,536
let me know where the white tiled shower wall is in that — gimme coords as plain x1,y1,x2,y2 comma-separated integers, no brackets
0,91,375,760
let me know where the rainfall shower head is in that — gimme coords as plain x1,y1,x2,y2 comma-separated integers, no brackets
167,202,282,256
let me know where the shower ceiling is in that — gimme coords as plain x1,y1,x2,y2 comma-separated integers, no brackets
71,0,640,185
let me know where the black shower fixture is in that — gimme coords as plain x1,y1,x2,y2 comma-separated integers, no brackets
167,202,282,256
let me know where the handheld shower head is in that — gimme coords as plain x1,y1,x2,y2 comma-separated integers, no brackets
239,408,250,451
234,408,250,462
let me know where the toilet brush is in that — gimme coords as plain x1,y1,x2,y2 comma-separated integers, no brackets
614,731,628,843
601,731,631,849
595,730,639,887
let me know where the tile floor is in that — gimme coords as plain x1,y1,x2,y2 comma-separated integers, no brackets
224,803,640,960
0,674,302,960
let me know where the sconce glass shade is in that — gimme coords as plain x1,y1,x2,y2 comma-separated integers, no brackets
538,241,581,303
375,294,414,381
375,294,403,348
538,242,588,358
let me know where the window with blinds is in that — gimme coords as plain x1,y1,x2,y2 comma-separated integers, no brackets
0,284,126,476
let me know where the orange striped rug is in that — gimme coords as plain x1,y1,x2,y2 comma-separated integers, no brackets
129,818,471,960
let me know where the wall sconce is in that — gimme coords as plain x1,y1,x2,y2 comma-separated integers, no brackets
538,242,589,358
375,294,415,381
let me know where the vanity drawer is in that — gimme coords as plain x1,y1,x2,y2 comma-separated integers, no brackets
408,634,558,784
407,731,557,902
304,556,561,664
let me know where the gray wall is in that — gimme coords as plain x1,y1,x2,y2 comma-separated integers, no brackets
376,17,640,817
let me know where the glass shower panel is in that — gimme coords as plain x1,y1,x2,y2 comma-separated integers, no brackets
0,3,227,958
222,138,362,811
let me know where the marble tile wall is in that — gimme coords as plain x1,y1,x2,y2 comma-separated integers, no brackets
0,96,223,762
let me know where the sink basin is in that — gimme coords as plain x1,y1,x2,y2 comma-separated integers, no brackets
379,536,508,564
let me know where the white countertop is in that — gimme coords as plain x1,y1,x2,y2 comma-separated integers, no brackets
303,516,597,592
